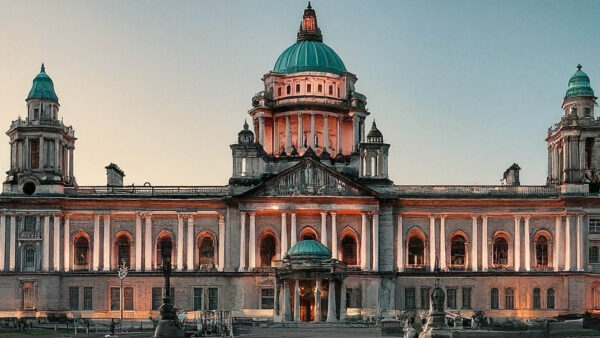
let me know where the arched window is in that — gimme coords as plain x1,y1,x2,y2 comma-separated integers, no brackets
407,237,425,267
533,288,541,309
490,288,499,309
505,288,514,309
547,289,555,309
535,236,549,267
493,236,509,267
590,246,599,263
286,85,291,95
23,246,36,271
450,234,467,268
156,232,173,268
198,233,216,269
74,236,90,268
341,235,357,265
300,227,318,241
116,234,131,269
259,233,276,267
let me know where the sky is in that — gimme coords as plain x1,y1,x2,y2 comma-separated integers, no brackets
1,0,599,186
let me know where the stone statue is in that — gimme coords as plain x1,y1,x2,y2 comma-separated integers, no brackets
154,241,184,338
431,278,445,312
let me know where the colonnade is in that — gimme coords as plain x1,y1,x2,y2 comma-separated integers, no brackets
396,214,586,272
279,278,344,322
0,212,226,272
10,135,73,178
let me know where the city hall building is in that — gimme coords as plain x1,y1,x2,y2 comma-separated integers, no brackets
0,4,599,323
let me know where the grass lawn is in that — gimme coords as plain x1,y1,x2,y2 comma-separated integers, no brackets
548,327,600,337
0,328,78,337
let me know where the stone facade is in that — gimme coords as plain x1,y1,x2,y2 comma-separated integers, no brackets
0,4,599,323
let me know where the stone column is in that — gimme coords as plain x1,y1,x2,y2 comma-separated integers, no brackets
339,281,347,321
429,216,435,271
514,217,520,271
239,212,246,271
294,280,300,322
53,215,60,271
103,215,111,270
554,216,561,271
482,216,488,271
372,212,379,271
320,212,328,247
93,214,100,271
471,216,478,272
134,213,142,271
69,147,74,178
144,214,152,270
249,212,256,269
177,215,183,271
361,213,370,270
39,136,44,168
331,212,337,260
314,280,322,322
360,120,366,143
323,114,329,150
186,215,194,270
281,212,288,258
43,216,50,271
298,113,304,148
54,139,60,171
440,216,446,271
218,214,225,271
0,216,5,271
310,113,316,148
577,214,583,271
9,216,15,271
283,281,292,321
291,213,297,247
524,216,531,271
565,215,571,271
326,280,337,322
397,216,404,271
64,215,70,271
337,116,343,154
259,116,265,147
285,115,291,150
352,115,359,152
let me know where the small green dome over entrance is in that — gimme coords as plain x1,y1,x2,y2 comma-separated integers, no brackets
565,64,595,99
287,240,331,258
27,64,58,102
273,40,347,75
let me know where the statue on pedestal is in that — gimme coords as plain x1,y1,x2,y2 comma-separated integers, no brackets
154,240,184,338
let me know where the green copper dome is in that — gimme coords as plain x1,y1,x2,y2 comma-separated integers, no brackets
273,41,347,75
287,240,331,258
565,64,595,99
27,64,58,101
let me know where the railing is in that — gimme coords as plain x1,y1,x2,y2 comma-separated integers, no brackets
18,230,42,240
64,186,229,197
387,185,560,198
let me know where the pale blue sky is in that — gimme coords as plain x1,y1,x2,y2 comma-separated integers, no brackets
1,1,599,186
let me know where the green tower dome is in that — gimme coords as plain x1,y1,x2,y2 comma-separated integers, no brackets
27,64,58,102
565,64,595,99
287,240,331,258
273,40,347,75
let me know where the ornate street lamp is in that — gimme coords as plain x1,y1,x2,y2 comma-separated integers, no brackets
154,240,184,338
117,261,128,333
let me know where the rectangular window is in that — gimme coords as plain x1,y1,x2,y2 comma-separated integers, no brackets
83,287,93,310
307,84,311,93
405,288,415,309
318,84,323,93
420,287,430,309
33,108,39,119
69,287,79,310
152,287,162,310
447,288,457,309
296,83,301,93
462,288,471,309
328,85,333,95
590,219,600,234
208,288,218,310
124,287,134,311
110,287,120,311
30,139,39,169
261,288,274,309
346,288,361,308
585,108,592,117
24,216,36,232
491,289,499,309
505,290,514,310
193,288,203,311
22,281,35,309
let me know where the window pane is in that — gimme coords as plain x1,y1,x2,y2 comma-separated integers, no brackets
447,289,456,309
420,288,430,309
110,288,120,311
208,288,218,310
405,288,415,309
152,288,162,310
505,288,514,310
194,288,203,311
462,288,471,309
261,289,274,309
124,287,134,311
69,287,79,310
547,289,555,309
83,287,93,310
533,288,541,309
590,219,600,234
491,288,499,309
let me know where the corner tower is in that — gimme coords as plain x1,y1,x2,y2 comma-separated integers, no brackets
4,64,76,195
547,65,599,191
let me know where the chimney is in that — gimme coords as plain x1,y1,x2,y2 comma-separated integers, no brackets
105,163,125,187
503,163,521,186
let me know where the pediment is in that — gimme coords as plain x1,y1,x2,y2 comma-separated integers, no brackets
244,159,375,197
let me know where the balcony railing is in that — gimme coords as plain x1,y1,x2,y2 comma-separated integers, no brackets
386,185,560,198
18,230,42,240
65,186,229,197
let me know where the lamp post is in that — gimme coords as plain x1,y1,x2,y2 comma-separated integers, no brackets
154,240,184,338
117,261,128,333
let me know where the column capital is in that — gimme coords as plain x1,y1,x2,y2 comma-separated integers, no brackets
218,213,225,221
524,215,531,221
330,212,337,217
320,211,327,216
471,215,479,220
249,211,256,217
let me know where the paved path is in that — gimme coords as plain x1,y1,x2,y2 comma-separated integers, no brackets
242,326,382,337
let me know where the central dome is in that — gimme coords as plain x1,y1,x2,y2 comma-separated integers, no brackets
273,40,347,75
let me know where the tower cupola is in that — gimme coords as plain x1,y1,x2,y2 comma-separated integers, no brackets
565,64,595,99
561,64,597,119
25,64,60,121
297,2,322,42
366,121,384,143
360,120,390,180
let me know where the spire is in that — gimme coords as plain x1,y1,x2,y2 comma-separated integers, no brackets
297,2,323,42
40,63,46,73
243,119,249,130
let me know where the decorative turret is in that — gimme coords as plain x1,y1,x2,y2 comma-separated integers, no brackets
237,120,254,144
4,65,76,195
297,2,323,42
230,121,265,186
562,64,597,119
360,121,390,180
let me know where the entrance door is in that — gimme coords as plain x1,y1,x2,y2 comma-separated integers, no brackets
299,280,314,322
